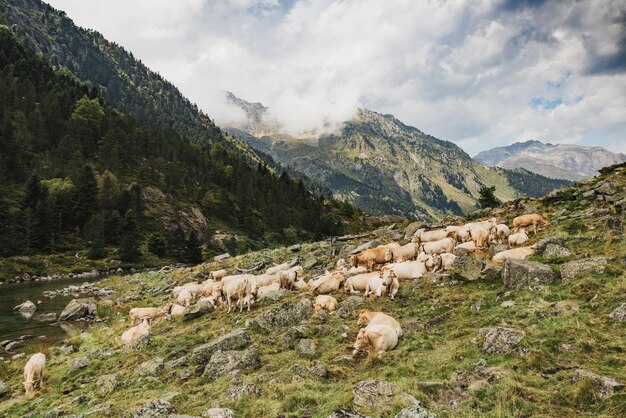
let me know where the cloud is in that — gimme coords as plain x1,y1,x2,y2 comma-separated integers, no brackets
47,0,626,154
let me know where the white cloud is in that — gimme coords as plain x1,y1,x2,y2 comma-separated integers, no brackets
47,0,626,154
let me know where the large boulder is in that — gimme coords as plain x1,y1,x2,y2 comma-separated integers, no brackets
534,236,566,255
542,244,572,259
404,222,422,241
13,300,37,316
279,325,309,348
296,339,317,358
572,369,624,400
502,259,557,289
594,180,617,195
560,258,608,283
59,298,97,321
249,299,313,332
202,346,261,381
136,357,164,377
478,327,525,355
351,241,380,255
352,380,416,414
395,403,436,418
609,303,626,321
452,250,485,281
132,400,177,418
337,296,365,319
190,328,251,365
183,299,215,321
0,380,10,398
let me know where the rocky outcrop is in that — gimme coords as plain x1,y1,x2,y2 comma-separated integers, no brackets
190,328,251,365
502,259,557,289
201,408,235,418
542,244,571,259
58,298,97,321
69,357,90,372
132,399,177,417
452,250,485,281
609,303,626,321
249,299,313,332
534,236,566,255
296,339,317,358
395,404,437,418
0,380,10,398
478,327,525,355
337,296,365,319
202,347,261,381
560,258,607,283
328,410,368,418
136,357,164,377
572,369,624,400
224,384,263,401
352,380,417,414
183,299,215,321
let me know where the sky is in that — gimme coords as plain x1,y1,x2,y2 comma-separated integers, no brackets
47,0,626,155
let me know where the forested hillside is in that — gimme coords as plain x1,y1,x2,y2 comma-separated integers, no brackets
0,27,351,267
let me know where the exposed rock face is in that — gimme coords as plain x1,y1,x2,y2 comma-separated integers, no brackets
502,259,557,289
224,383,263,401
351,241,379,254
13,300,37,316
202,347,261,381
136,357,164,377
479,327,525,355
560,258,608,283
279,325,309,348
452,251,485,281
480,265,501,281
190,328,251,365
395,403,437,418
572,369,624,400
132,399,177,417
249,299,313,332
609,303,626,321
59,298,97,321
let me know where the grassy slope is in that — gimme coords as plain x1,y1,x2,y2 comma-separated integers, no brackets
1,168,625,417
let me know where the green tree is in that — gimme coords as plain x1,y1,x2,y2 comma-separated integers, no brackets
184,231,203,264
72,165,98,227
119,209,141,262
478,186,499,209
167,226,186,261
147,233,167,257
85,212,105,259
70,96,104,156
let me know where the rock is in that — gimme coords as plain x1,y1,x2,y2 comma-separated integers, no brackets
489,244,509,258
394,403,436,418
201,408,235,418
452,251,485,281
543,244,572,259
160,391,182,403
58,345,75,355
534,236,566,255
13,300,37,316
307,360,329,378
0,380,10,398
214,253,231,262
502,259,556,289
249,299,313,332
404,222,422,241
478,327,525,355
137,357,164,377
132,399,178,418
560,258,608,283
59,298,97,321
4,341,22,352
12,353,25,360
34,313,57,322
279,325,309,348
69,357,90,372
328,410,368,418
165,355,188,370
296,339,317,358
609,303,626,321
572,369,624,400
352,380,413,414
289,244,301,252
606,216,623,234
202,347,261,381
480,265,501,281
183,299,215,320
351,241,379,255
190,328,251,365
125,334,151,350
500,300,515,308
96,373,117,394
594,180,617,195
259,288,287,302
337,296,366,319
224,383,263,401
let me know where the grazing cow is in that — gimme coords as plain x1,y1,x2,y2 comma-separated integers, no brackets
349,247,393,270
513,214,549,234
357,310,403,337
488,224,511,245
508,229,529,247
424,254,442,272
469,224,490,248
23,353,46,395
421,237,455,255
313,295,338,314
455,241,481,252
221,274,258,313
492,246,535,266
353,324,398,358
255,273,280,287
278,268,299,290
209,269,227,281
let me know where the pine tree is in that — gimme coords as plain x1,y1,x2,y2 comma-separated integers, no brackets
72,165,98,227
184,231,203,264
168,226,186,261
119,209,141,262
478,186,499,209
147,233,167,257
86,212,105,259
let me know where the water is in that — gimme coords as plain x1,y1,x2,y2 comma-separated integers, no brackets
0,276,103,344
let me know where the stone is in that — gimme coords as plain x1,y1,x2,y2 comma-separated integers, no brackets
404,222,422,241
489,244,509,258
296,339,317,358
0,380,10,398
500,300,515,308
249,299,313,332
214,253,231,262
136,357,165,377
96,373,117,394
328,410,368,418
259,288,287,302
594,180,617,195
183,299,215,321
543,244,572,259
13,300,37,316
160,391,182,403
452,251,485,281
34,313,57,322
502,259,556,289
534,236,566,255
224,384,263,401
609,303,626,321
190,328,251,365
572,369,624,400
58,345,75,355
69,357,90,372
394,403,436,418
4,341,22,352
12,353,25,360
560,258,608,283
352,380,412,414
351,241,379,255
202,347,261,381
165,355,188,370
289,244,301,252
125,334,151,350
337,296,366,319
478,327,525,355
132,399,177,418
59,298,97,321
279,325,308,348
606,216,623,234
201,408,235,418
480,265,501,281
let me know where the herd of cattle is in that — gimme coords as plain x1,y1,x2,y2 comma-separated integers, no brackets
19,213,549,395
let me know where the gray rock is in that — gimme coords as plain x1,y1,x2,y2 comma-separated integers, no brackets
165,355,188,370
190,328,251,365
224,383,263,401
352,380,406,413
606,216,623,234
502,259,557,289
478,327,525,355
96,374,117,394
289,244,301,252
307,360,328,378
249,299,313,332
0,380,10,398
404,222,422,241
328,410,368,418
125,334,151,351
160,391,182,403
489,244,509,258
202,347,261,381
214,253,232,262
609,303,626,321
572,369,624,399
452,251,485,281
137,357,164,377
34,313,57,322
535,236,566,255
13,300,37,316
351,241,379,255
259,288,287,302
296,339,317,358
595,180,617,195
4,341,22,352
58,345,75,355
480,265,501,281
69,357,90,372
183,299,215,321
59,298,97,321
560,258,608,283
132,399,178,418
395,403,436,418
12,353,26,360
279,325,309,348
337,296,366,319
543,244,572,259
201,408,235,418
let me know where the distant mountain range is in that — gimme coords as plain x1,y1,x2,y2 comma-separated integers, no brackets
474,140,626,181
224,94,571,220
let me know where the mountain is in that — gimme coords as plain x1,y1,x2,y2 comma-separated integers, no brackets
474,140,626,181
224,94,570,220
